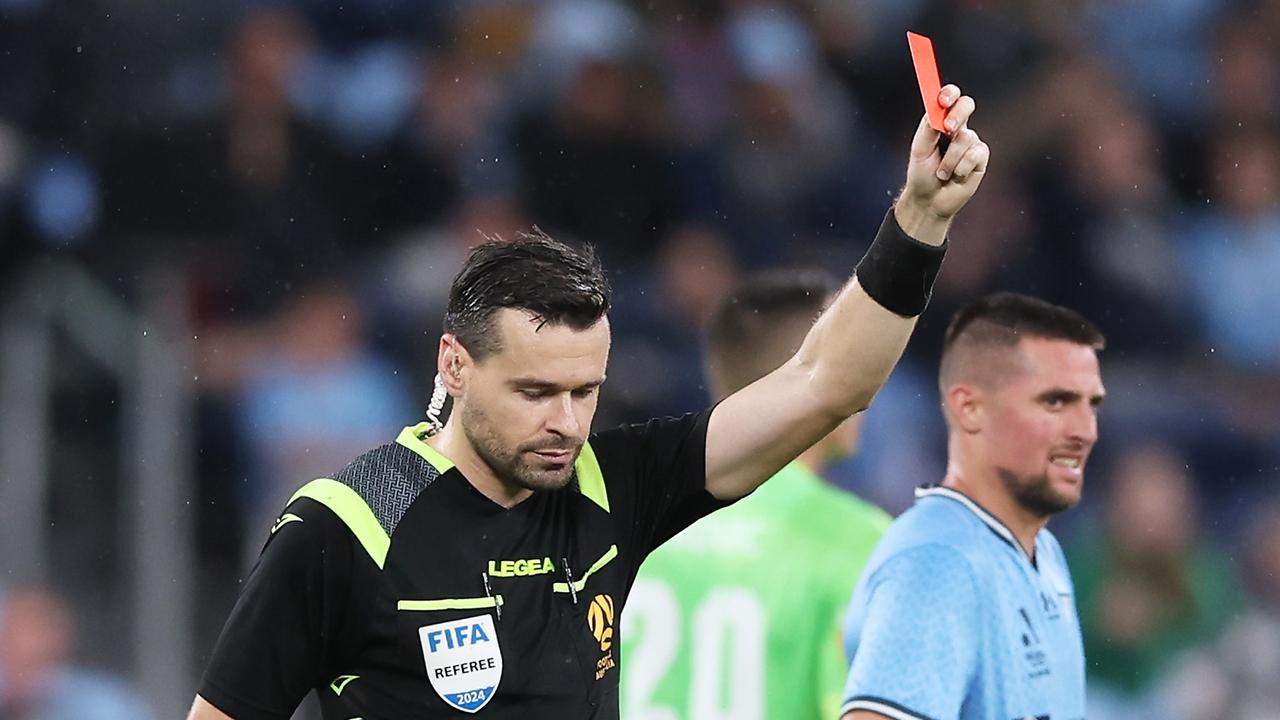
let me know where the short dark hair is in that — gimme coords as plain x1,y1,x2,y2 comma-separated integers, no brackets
940,292,1105,388
705,269,841,401
444,229,611,360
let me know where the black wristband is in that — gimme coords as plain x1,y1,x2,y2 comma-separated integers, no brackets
855,208,948,317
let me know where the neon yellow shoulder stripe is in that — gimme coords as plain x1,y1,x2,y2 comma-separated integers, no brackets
575,441,609,513
553,544,618,594
289,479,390,570
395,423,456,473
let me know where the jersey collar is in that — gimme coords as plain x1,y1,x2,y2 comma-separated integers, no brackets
397,422,457,474
914,484,1021,554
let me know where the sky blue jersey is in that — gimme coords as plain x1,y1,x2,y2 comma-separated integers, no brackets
841,485,1085,720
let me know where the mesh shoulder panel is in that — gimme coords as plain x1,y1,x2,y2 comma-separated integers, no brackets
330,442,440,537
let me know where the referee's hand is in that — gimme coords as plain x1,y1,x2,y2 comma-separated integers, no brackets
895,84,989,242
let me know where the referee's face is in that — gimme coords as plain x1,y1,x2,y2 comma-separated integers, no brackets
460,309,611,493
985,338,1104,518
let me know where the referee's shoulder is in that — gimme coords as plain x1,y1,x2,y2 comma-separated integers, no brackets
285,440,435,514
265,439,442,561
252,490,357,568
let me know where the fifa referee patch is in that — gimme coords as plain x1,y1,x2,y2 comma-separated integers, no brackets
418,615,503,713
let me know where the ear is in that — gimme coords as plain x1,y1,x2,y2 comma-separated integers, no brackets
437,334,472,396
945,383,984,434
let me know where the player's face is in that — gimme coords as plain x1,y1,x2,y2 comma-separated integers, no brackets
983,338,1104,518
462,309,610,493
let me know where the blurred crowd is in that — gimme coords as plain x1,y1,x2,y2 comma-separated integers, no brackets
2,0,1280,717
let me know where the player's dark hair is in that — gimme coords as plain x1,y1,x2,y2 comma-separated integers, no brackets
444,229,611,360
704,269,841,401
943,292,1105,351
940,292,1105,387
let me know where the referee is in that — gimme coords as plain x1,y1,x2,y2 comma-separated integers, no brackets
188,84,989,719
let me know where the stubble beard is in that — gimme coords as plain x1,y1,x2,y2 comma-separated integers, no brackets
996,467,1080,519
461,402,579,493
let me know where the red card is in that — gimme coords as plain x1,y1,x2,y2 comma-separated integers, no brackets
907,31,947,134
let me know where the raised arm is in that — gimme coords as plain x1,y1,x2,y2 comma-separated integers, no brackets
705,85,988,500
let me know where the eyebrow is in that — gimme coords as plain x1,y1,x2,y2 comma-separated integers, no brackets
1036,388,1106,406
510,377,606,391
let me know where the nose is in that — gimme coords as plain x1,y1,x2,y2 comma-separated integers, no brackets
544,392,582,439
1068,404,1098,447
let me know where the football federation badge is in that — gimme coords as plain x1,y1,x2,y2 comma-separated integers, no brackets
418,615,503,713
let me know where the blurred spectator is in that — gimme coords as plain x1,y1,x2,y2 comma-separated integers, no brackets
1085,0,1222,125
1042,62,1186,355
370,191,531,377
716,4,882,265
1176,126,1280,369
237,278,416,551
1071,443,1240,717
607,223,739,421
907,169,1040,366
1207,18,1278,129
0,586,153,720
651,0,735,144
514,0,678,264
102,7,341,320
322,47,464,252
1163,499,1280,720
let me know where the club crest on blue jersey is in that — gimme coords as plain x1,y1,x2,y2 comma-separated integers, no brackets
418,615,502,713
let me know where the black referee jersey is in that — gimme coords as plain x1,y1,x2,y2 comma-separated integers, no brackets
199,410,726,719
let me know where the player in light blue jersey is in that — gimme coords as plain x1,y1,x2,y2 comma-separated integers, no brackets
842,292,1106,720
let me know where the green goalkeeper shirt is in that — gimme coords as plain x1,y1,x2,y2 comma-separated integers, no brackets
620,462,891,719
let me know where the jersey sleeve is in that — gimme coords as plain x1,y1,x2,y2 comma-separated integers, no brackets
589,409,728,568
198,498,369,720
841,544,980,720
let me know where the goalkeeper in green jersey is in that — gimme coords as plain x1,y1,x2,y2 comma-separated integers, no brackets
620,270,892,720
